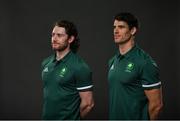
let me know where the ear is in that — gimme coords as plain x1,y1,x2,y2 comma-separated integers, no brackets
68,36,74,44
130,27,137,36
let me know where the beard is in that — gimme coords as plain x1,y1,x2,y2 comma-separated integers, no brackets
52,41,69,52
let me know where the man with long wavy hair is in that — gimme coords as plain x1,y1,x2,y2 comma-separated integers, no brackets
41,20,94,120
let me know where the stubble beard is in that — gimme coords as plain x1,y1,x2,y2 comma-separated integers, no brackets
52,42,69,52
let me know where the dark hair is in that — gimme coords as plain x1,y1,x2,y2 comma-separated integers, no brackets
114,12,139,30
54,20,80,53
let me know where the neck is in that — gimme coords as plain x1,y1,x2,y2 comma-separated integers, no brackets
118,39,135,55
56,48,71,61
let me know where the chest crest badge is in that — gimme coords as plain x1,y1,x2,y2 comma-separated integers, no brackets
59,67,68,77
125,62,134,72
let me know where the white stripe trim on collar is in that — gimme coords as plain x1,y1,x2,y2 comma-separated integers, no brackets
77,85,93,90
142,82,161,88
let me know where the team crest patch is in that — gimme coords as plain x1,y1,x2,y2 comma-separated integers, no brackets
59,67,68,77
125,62,134,72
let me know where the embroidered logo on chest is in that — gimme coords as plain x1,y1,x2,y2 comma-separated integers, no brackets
125,62,134,72
59,67,68,77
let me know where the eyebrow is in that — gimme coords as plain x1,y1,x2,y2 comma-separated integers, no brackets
113,25,126,28
52,33,66,35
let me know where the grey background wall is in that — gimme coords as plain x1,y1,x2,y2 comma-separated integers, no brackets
0,0,179,119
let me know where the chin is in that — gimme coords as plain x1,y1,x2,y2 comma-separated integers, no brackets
52,45,59,48
114,40,121,43
52,47,59,50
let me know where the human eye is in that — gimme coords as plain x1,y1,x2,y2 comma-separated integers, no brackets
57,34,65,37
118,25,125,29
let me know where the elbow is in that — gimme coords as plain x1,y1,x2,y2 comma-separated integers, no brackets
158,102,163,112
154,102,163,113
149,102,163,120
91,101,95,109
80,101,94,118
87,101,94,110
81,100,94,111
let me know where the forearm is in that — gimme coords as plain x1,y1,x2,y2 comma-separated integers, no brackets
148,103,163,120
145,88,163,120
79,91,94,118
80,104,94,118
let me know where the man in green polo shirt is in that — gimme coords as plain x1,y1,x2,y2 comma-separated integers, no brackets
41,20,94,120
108,12,163,120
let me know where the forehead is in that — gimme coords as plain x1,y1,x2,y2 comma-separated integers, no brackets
52,26,66,34
113,20,128,26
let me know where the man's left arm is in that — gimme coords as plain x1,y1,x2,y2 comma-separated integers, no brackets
79,91,94,118
144,87,163,120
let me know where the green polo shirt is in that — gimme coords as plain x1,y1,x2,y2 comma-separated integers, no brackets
108,44,161,120
41,51,93,120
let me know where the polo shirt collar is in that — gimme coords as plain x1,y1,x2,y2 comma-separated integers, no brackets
52,51,73,63
116,44,138,59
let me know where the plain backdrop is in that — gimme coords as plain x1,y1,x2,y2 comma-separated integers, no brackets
0,0,179,119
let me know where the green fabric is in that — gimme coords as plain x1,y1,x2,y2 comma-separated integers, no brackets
108,44,161,120
41,51,92,120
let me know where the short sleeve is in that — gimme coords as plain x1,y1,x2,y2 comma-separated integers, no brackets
140,59,161,90
75,63,93,92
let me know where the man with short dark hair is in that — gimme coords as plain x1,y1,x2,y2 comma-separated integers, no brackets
108,12,163,120
41,20,94,120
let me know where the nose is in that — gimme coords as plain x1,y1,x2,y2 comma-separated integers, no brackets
114,28,118,34
52,37,57,43
52,34,57,39
52,34,58,41
114,27,118,33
